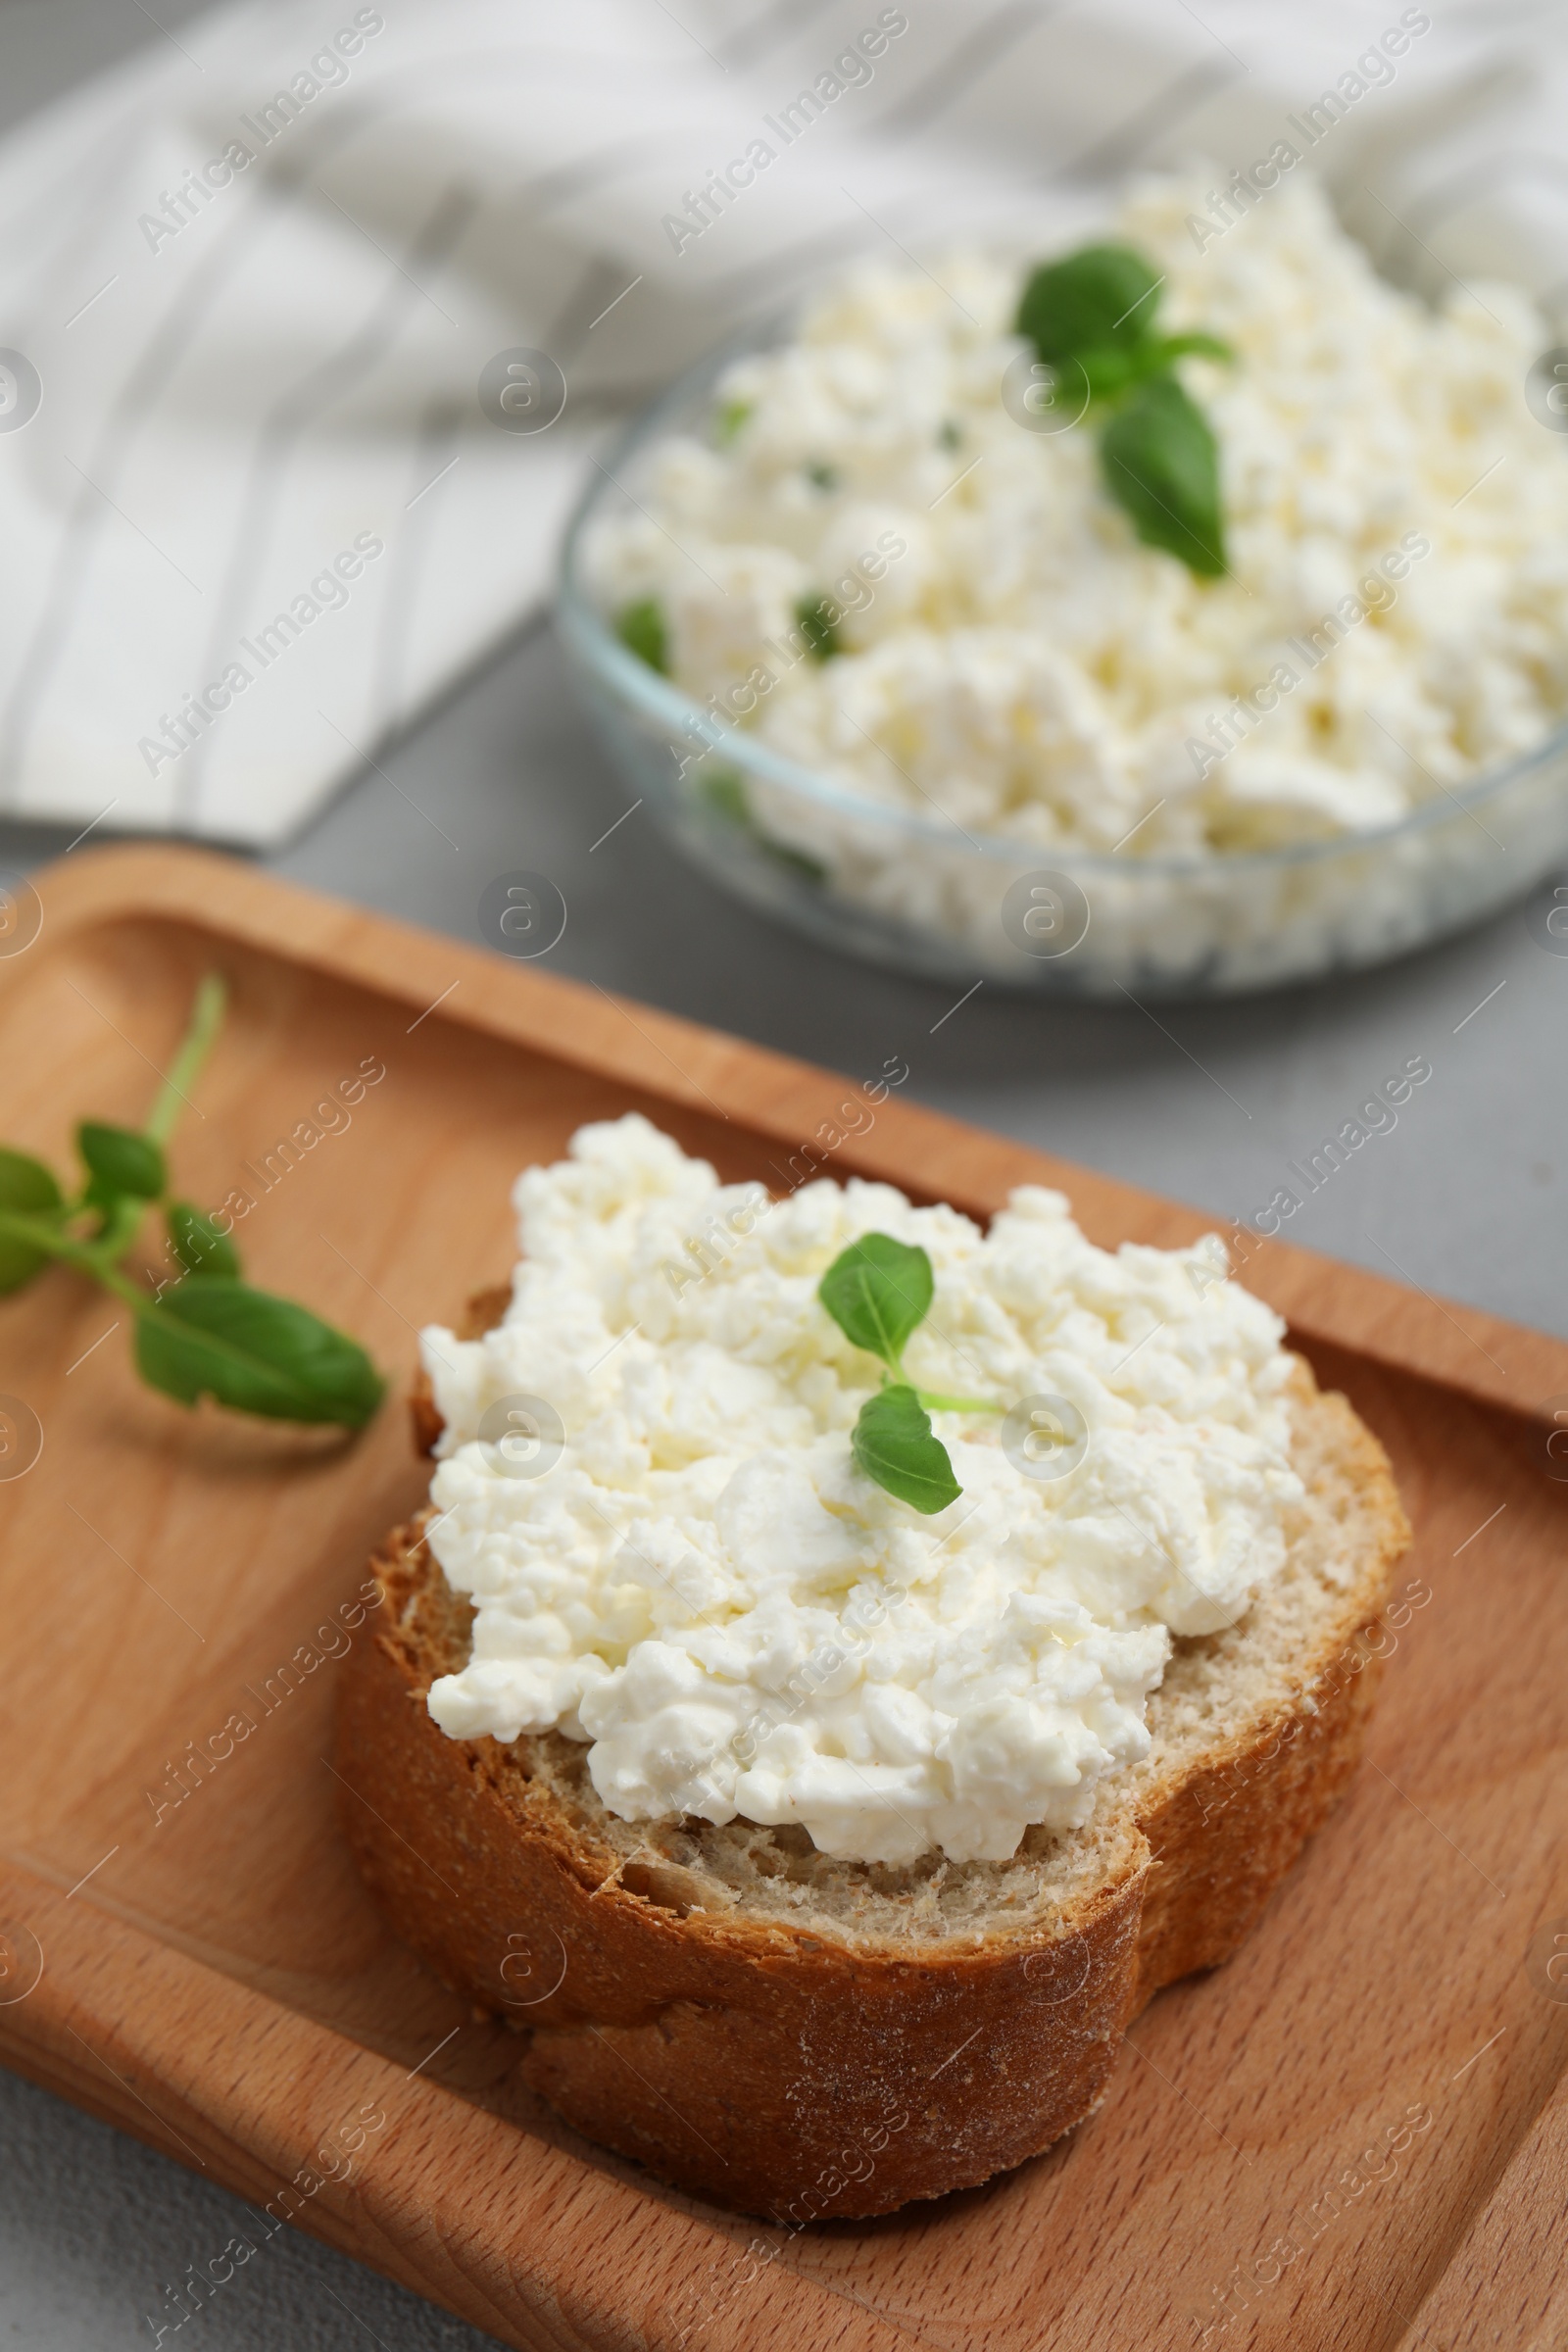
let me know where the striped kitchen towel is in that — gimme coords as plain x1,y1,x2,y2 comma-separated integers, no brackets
0,0,1553,844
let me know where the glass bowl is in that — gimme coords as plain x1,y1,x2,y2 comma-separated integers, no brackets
556,328,1568,1000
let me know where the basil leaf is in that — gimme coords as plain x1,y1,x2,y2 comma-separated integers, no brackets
0,1148,64,1294
135,1278,384,1427
168,1200,241,1279
78,1120,166,1201
818,1233,933,1374
1016,243,1163,368
615,598,667,674
1100,375,1227,577
795,593,841,662
852,1384,961,1515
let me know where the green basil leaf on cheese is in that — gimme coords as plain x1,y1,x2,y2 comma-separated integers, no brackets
818,1232,933,1374
1016,242,1164,368
852,1384,962,1515
1013,239,1234,580
1100,375,1227,577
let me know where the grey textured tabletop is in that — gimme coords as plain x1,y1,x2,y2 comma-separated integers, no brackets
0,7,1561,2351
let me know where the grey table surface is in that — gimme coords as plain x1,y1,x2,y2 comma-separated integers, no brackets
1,7,1561,2350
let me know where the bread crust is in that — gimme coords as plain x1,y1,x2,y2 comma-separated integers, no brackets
336,1356,1409,2220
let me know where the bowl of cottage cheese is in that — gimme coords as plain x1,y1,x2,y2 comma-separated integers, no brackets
558,170,1568,996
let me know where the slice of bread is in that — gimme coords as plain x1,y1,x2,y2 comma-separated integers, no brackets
338,1306,1409,2222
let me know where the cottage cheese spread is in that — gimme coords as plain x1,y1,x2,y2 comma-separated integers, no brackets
420,1116,1301,1867
590,171,1568,864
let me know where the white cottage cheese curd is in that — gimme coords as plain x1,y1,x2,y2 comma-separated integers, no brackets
420,1115,1302,1867
593,170,1568,862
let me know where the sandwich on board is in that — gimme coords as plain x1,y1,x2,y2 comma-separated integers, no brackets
338,1117,1409,2218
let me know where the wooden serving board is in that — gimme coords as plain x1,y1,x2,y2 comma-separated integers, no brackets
0,844,1564,2352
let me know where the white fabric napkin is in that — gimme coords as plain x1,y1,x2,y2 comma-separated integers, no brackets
0,0,1557,844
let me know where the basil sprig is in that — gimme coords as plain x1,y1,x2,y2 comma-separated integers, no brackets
1015,241,1232,577
817,1233,997,1515
0,974,384,1430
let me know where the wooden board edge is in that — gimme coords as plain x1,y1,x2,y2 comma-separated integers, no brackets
12,842,1565,1425
0,1860,919,2352
1400,2070,1568,2350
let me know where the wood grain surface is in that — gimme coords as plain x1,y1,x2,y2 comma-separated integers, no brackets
0,844,1562,2352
